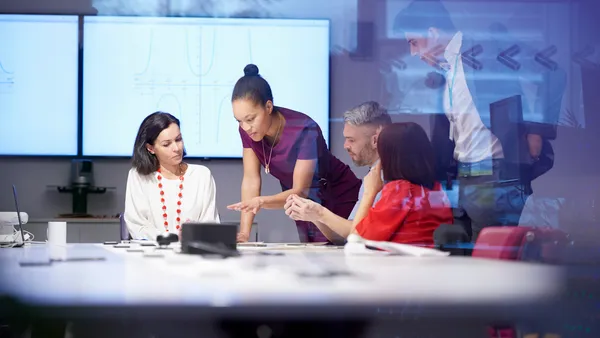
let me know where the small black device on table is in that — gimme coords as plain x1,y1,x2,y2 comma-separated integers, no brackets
180,222,239,258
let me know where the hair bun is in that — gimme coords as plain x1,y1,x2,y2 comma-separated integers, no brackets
243,64,259,77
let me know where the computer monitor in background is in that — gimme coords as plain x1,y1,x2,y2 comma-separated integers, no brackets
491,94,560,182
82,16,330,158
490,95,527,181
0,14,79,156
490,95,525,157
581,67,600,131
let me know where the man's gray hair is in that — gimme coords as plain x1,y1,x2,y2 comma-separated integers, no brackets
343,101,392,126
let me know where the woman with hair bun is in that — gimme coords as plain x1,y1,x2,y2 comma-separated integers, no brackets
227,64,361,243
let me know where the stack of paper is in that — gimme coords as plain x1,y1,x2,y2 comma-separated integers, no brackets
344,234,450,257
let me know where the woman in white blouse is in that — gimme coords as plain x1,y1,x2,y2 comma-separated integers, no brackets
124,112,220,240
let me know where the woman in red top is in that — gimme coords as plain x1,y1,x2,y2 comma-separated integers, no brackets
352,122,453,245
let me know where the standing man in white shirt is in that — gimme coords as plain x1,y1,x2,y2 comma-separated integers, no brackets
393,0,555,241
284,101,391,244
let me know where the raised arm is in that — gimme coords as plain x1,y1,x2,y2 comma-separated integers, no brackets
352,184,411,242
124,170,159,240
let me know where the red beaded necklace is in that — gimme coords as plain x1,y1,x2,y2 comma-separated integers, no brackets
156,167,184,232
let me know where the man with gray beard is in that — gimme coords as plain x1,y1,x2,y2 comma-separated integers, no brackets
284,101,391,244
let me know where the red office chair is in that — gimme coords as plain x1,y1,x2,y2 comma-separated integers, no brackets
474,226,570,338
472,226,569,263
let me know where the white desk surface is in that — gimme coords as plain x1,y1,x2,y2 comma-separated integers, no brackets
0,242,564,319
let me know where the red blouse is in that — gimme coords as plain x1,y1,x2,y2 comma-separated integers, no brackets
355,180,453,245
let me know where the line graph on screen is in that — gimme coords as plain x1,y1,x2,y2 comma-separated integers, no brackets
0,60,13,74
0,59,14,95
82,17,329,158
132,26,253,148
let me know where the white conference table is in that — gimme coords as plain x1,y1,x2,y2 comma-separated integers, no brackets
0,242,567,337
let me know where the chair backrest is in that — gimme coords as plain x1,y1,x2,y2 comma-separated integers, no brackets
473,226,569,263
475,226,570,338
433,223,473,256
119,213,130,241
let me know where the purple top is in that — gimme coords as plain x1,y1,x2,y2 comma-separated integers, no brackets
239,107,360,207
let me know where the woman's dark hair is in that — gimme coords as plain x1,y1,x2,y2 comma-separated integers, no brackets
231,64,273,106
132,112,185,175
377,122,436,190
